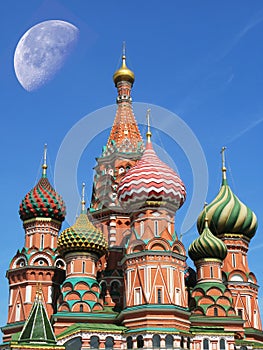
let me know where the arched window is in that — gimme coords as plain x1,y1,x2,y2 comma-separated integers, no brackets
82,261,86,273
90,336,99,349
110,281,120,296
137,335,144,349
203,338,209,350
214,307,218,316
79,304,83,312
165,335,173,349
152,334,160,349
127,336,133,349
180,336,184,348
105,336,114,350
219,339,226,350
187,337,191,349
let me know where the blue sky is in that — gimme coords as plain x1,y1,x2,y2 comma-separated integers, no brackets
1,1,263,327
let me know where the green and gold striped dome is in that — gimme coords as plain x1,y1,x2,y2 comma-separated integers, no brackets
57,213,108,257
197,176,257,240
189,219,227,261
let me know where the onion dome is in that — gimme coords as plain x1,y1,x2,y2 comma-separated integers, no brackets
197,147,257,240
118,111,186,212
113,43,135,86
57,183,108,257
189,218,227,261
19,145,66,222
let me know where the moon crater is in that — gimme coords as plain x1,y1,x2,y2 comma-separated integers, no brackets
14,20,79,91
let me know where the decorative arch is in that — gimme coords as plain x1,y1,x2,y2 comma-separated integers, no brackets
55,258,66,269
12,256,28,269
172,240,186,255
147,237,170,251
30,253,52,267
126,239,146,254
228,270,247,282
72,302,91,312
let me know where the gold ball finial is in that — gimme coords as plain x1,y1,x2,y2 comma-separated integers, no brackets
113,42,135,86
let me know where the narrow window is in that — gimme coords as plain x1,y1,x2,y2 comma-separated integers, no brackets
127,336,133,349
210,266,213,278
15,304,21,321
154,220,158,236
187,337,191,349
134,288,141,305
220,339,226,350
137,335,144,349
25,285,32,303
105,336,114,350
232,253,236,267
203,338,209,350
40,234,44,250
157,288,162,304
180,336,184,349
214,307,218,316
238,309,243,318
153,334,161,349
82,261,86,273
90,335,99,349
165,335,173,349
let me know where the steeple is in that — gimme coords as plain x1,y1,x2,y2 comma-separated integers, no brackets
220,146,227,183
146,108,152,143
113,41,135,86
18,285,57,345
81,182,86,214
42,143,48,178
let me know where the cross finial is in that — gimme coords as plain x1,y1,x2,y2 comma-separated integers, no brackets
146,108,152,143
42,144,48,178
81,182,86,213
220,146,227,180
122,41,126,58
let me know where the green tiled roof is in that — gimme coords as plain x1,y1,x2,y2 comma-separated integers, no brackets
18,294,56,345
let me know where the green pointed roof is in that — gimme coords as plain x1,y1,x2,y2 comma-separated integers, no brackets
189,219,227,261
18,292,56,344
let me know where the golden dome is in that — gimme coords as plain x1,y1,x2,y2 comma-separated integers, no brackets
113,53,135,86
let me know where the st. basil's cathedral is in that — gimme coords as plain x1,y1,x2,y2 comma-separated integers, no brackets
1,49,263,350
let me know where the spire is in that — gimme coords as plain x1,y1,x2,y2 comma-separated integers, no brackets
113,43,135,86
18,286,57,345
146,108,152,143
81,182,86,214
220,146,227,183
42,143,47,178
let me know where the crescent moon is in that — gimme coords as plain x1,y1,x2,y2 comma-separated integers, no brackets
14,20,79,91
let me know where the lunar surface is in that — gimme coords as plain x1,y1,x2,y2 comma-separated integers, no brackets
14,20,79,91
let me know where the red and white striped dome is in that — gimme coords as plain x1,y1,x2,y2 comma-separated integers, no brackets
117,141,186,212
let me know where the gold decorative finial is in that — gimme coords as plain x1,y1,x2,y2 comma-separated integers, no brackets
146,109,152,143
81,182,86,213
220,146,227,180
42,144,48,178
113,43,135,86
